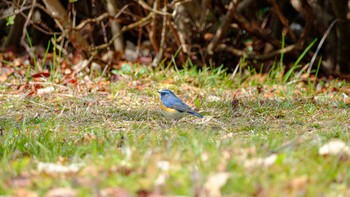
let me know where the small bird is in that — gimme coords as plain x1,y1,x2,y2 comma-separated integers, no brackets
158,89,203,121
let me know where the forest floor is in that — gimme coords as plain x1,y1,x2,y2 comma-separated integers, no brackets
1,62,350,196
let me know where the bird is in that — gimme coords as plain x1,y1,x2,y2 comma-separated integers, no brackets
157,89,203,121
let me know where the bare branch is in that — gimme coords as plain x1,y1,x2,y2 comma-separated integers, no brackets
269,0,297,42
152,0,168,67
217,43,297,60
20,0,37,60
207,1,238,55
149,0,160,53
137,0,172,16
90,13,153,51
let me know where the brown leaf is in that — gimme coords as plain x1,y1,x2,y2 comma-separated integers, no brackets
161,78,174,84
10,174,32,187
32,72,50,78
13,189,38,197
204,33,214,41
100,188,132,197
37,162,84,175
244,154,277,169
0,74,8,82
203,172,231,197
288,175,308,191
45,188,77,197
37,87,55,95
231,98,239,109
319,140,350,158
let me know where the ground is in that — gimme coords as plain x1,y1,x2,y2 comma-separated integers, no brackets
1,63,350,196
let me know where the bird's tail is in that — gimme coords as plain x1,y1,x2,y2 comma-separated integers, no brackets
189,111,203,118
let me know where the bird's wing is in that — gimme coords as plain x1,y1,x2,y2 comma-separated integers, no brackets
170,102,193,113
169,101,203,118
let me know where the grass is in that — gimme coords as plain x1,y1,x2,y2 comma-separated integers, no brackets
1,61,350,196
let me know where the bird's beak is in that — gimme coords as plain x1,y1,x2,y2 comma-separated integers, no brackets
157,90,162,94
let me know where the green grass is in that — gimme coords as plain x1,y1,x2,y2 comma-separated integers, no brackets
1,62,350,196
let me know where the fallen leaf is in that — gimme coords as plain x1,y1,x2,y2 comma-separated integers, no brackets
156,160,170,171
319,140,350,157
203,172,231,197
155,173,168,186
244,154,277,169
37,87,55,95
13,188,38,197
32,72,50,78
45,188,77,197
37,162,84,175
0,74,8,82
343,93,350,104
231,98,239,109
207,95,221,102
161,78,173,84
288,175,308,191
100,188,132,197
10,174,32,187
204,33,214,41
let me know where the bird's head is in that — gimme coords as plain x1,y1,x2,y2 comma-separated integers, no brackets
157,89,176,99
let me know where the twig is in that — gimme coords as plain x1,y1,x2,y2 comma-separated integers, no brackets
100,21,110,51
234,15,281,48
17,10,60,36
167,21,185,63
20,0,37,59
307,19,340,75
137,0,172,16
149,0,160,52
90,13,153,51
152,1,168,67
217,43,297,60
0,4,32,19
42,0,89,51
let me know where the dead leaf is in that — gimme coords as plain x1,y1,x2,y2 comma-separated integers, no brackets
288,175,308,191
231,98,239,109
37,162,84,175
13,188,38,197
75,133,97,145
10,174,32,187
100,188,132,197
204,33,214,41
45,188,77,197
73,59,89,74
244,154,277,169
32,72,50,78
203,172,231,197
37,87,55,95
343,93,350,104
319,140,350,157
0,74,8,82
161,78,174,84
156,160,170,171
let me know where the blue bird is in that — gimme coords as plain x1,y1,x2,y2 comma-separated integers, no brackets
158,89,203,121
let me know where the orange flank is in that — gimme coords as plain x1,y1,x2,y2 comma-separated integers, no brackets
159,102,178,113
